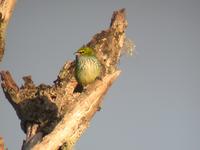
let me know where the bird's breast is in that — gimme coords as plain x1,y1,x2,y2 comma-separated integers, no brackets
76,56,101,85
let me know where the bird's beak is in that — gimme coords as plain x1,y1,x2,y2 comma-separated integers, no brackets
74,52,80,56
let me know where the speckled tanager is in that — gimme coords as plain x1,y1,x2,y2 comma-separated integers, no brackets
75,46,101,86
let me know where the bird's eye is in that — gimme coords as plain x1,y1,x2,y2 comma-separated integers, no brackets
80,50,84,54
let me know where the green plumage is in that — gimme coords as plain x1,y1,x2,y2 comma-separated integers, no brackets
75,47,101,86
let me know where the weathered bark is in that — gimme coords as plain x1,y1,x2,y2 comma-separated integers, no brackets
1,9,128,150
32,71,121,150
0,0,16,62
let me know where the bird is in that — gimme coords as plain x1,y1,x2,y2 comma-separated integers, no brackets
75,46,101,87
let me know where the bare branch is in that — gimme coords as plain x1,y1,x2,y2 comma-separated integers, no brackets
1,8,128,150
0,0,16,61
32,71,120,150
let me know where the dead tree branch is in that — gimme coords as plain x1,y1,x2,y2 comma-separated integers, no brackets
0,0,16,61
1,8,128,150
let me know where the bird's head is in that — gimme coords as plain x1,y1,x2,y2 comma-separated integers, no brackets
75,46,95,57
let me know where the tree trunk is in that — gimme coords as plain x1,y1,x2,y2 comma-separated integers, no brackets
0,4,130,150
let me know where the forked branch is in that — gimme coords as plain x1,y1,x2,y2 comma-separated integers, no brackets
1,9,128,150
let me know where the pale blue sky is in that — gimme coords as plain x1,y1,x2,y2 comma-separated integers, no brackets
0,0,200,150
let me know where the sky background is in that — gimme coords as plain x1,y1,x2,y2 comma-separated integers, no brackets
0,0,200,150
